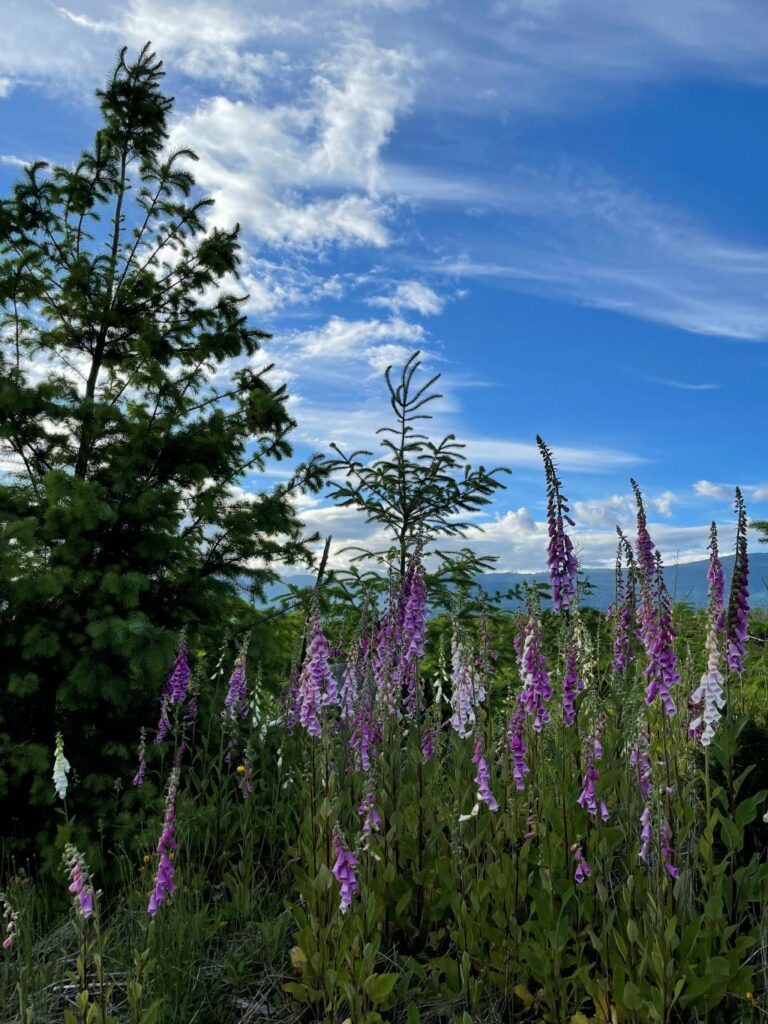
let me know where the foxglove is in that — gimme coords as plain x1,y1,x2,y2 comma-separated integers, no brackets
611,531,636,674
578,723,609,821
690,523,726,746
148,759,181,916
53,732,70,802
726,488,750,673
331,828,359,913
537,436,578,612
507,700,529,791
519,609,552,732
472,735,499,811
561,641,583,727
133,728,147,787
571,842,591,883
1,892,18,951
63,844,95,918
449,633,485,737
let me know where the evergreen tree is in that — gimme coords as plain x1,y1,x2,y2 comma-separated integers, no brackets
0,45,322,851
325,351,509,606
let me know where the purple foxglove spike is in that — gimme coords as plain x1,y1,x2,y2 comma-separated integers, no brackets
63,845,95,919
611,531,636,674
562,643,582,726
690,523,726,746
537,436,578,612
471,735,499,812
349,687,382,771
449,633,486,737
403,550,428,661
358,782,382,837
331,828,359,914
726,489,750,674
296,612,337,737
578,726,608,820
167,636,190,705
421,723,436,762
571,842,591,884
224,646,249,722
507,699,529,791
148,762,181,916
632,491,679,716
519,610,552,732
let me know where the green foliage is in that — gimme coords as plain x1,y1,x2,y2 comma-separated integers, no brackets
0,44,323,859
325,351,509,602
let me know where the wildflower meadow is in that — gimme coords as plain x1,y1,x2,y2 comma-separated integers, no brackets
2,41,768,1024
2,426,768,1022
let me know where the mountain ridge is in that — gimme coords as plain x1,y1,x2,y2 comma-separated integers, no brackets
260,552,768,611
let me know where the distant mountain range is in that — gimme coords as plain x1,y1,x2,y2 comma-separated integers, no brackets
261,552,768,612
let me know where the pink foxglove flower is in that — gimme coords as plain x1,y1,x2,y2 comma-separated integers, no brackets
403,549,427,661
690,523,726,746
577,723,609,821
155,634,191,742
296,612,338,738
421,723,437,762
63,844,95,919
224,644,249,723
507,700,529,791
358,782,382,836
571,842,591,884
331,828,359,914
449,633,485,737
644,554,680,716
726,488,749,674
561,642,583,727
167,635,190,704
148,760,181,916
472,735,499,811
537,436,578,612
1,892,18,951
349,686,382,771
519,609,552,732
632,482,679,716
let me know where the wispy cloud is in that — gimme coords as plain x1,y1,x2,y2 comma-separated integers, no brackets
427,164,768,341
655,378,720,391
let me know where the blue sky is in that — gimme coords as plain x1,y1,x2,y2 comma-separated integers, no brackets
1,0,766,572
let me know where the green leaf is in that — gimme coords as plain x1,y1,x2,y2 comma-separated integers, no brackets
365,973,398,1005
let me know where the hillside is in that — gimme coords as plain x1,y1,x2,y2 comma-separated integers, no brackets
266,552,768,611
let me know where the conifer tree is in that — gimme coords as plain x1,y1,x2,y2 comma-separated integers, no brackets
326,351,509,605
0,44,322,846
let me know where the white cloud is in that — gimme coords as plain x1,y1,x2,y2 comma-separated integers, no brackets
695,480,768,504
280,314,423,369
368,280,444,315
462,437,642,473
167,37,414,250
295,497,747,575
651,491,676,517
